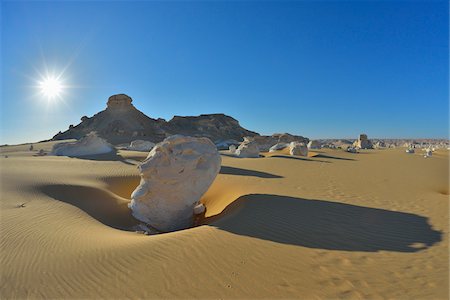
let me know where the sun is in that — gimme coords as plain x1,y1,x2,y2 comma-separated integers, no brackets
39,76,63,99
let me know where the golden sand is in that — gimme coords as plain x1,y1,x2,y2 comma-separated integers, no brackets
0,141,448,299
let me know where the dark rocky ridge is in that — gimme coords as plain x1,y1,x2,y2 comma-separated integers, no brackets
52,94,261,145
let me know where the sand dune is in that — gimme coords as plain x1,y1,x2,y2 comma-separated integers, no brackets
0,142,448,299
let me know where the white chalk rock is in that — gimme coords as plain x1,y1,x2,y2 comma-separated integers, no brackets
235,138,260,158
405,148,415,154
229,144,237,154
51,132,114,157
128,140,155,151
269,143,289,152
424,149,432,157
307,140,321,149
347,147,358,153
129,135,221,232
193,203,206,215
289,142,308,156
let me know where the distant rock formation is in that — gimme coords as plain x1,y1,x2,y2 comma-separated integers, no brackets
51,132,115,157
353,134,373,149
129,135,221,232
235,137,260,158
52,94,260,145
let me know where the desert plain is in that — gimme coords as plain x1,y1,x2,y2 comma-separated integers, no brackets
0,141,448,299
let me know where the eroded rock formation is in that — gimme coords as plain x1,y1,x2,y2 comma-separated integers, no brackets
129,135,221,232
51,132,115,157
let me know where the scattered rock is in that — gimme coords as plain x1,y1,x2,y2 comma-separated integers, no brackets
347,147,358,153
127,140,155,151
235,137,260,158
29,144,34,151
51,132,115,157
229,144,237,154
129,135,221,232
406,148,415,154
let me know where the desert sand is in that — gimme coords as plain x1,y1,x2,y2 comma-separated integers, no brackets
0,141,448,299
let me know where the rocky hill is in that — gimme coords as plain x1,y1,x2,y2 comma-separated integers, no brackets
52,94,259,145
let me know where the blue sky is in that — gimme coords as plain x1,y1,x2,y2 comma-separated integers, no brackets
1,0,448,144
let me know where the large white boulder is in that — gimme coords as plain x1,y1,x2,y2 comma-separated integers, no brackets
235,137,260,158
307,140,321,149
51,132,114,157
289,142,308,156
128,140,155,151
269,143,289,152
129,135,221,232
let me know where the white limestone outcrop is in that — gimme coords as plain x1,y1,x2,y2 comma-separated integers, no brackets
235,137,260,158
289,142,308,156
51,132,115,157
129,135,221,232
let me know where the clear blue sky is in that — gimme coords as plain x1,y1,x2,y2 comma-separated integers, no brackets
1,0,448,144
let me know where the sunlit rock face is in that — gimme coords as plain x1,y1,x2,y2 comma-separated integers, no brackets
269,143,289,152
353,134,373,149
128,140,155,151
51,132,115,157
129,135,221,232
307,140,321,149
235,137,260,158
289,142,308,156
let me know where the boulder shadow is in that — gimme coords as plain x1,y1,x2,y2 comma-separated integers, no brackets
220,166,283,178
206,194,442,252
269,155,330,163
40,184,138,231
314,154,356,161
63,151,137,165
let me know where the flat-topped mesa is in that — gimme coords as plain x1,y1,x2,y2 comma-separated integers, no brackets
106,94,134,110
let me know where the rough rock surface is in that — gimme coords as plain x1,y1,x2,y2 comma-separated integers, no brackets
269,143,289,152
307,140,321,149
235,137,260,158
127,140,155,152
51,132,115,157
289,142,308,156
353,134,373,149
129,135,221,232
215,139,239,150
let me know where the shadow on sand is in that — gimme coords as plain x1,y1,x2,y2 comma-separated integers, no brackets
206,194,442,252
220,166,283,178
313,154,356,161
64,152,137,165
268,155,330,163
40,184,138,231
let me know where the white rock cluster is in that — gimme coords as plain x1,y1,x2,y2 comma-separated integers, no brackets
289,142,308,156
129,135,221,232
235,137,260,158
51,132,114,157
405,148,415,154
127,140,155,151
